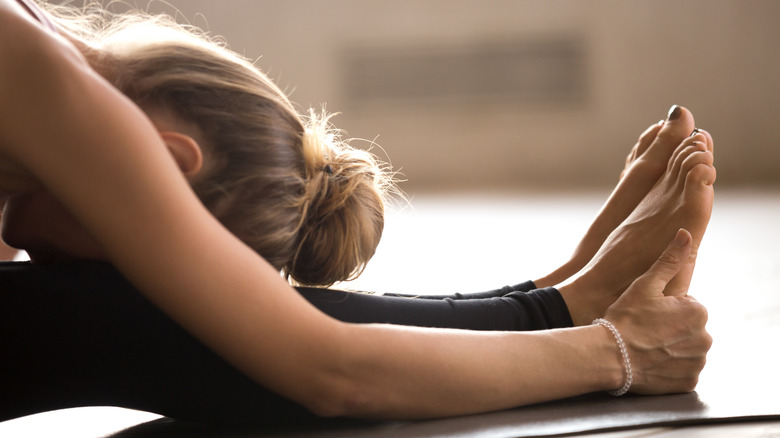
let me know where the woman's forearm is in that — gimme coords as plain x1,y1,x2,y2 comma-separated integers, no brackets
306,322,622,419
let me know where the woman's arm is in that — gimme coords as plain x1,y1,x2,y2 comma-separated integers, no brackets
0,197,19,260
0,4,708,419
0,221,19,262
0,242,17,260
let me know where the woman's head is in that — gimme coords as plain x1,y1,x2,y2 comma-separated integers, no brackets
38,3,393,286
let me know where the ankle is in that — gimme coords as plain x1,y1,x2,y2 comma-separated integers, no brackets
557,279,596,327
534,259,581,289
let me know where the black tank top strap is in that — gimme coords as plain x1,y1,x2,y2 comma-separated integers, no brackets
16,0,58,33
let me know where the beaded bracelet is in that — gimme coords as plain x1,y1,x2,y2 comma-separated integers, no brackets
593,318,633,396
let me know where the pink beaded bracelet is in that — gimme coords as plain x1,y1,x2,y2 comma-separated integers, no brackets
593,318,633,396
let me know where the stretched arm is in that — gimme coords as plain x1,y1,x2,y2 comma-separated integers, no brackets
0,242,16,260
0,3,708,419
0,200,19,260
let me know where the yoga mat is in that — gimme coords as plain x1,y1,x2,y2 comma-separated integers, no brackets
105,390,780,438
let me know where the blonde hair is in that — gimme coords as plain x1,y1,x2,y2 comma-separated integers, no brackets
40,2,394,286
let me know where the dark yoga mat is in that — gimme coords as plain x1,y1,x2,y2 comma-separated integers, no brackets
106,390,780,438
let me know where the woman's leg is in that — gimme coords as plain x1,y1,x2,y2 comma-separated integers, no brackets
0,260,570,424
535,106,705,287
299,282,571,331
557,129,715,325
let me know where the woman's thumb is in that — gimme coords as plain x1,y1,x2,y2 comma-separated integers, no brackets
636,228,692,294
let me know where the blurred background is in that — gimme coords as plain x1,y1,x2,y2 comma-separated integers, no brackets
70,0,779,193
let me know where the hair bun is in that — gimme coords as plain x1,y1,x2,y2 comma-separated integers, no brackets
41,2,396,287
285,110,392,286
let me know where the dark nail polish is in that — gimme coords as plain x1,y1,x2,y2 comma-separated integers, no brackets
690,127,700,137
667,105,682,121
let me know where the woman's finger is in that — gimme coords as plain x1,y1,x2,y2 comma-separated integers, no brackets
631,228,692,297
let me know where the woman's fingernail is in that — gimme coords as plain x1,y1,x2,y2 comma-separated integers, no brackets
667,105,682,121
690,127,700,137
674,229,690,247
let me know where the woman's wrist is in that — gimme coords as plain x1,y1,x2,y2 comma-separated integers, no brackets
593,318,633,395
534,324,628,398
582,323,626,394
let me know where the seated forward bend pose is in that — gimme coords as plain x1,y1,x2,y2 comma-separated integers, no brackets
1,124,714,423
0,0,714,422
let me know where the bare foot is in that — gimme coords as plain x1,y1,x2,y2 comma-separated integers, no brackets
558,131,716,326
535,105,702,288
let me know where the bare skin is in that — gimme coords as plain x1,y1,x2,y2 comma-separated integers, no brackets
0,237,18,260
0,200,19,260
535,106,711,289
559,133,716,326
0,239,19,260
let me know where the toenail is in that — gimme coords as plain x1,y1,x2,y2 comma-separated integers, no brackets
667,105,682,121
690,127,700,137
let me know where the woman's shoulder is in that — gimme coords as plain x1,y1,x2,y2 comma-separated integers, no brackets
0,0,50,34
14,0,58,31
0,5,103,196
0,3,72,77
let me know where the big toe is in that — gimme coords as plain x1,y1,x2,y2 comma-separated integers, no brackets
644,105,697,162
663,162,715,297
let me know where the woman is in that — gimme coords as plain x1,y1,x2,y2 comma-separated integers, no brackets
0,0,714,421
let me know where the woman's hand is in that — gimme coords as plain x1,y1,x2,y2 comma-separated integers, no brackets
603,228,712,395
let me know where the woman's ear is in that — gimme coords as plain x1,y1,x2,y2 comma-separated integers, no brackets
159,131,203,178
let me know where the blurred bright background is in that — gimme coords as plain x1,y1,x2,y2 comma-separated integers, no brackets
96,0,780,192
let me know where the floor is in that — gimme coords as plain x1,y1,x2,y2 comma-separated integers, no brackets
1,188,778,437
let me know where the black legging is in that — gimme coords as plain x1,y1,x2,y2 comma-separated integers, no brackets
0,261,572,424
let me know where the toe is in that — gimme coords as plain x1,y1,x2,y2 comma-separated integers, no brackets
633,121,665,158
644,106,696,162
670,142,710,177
685,161,717,187
680,147,714,173
661,105,696,142
692,128,715,154
669,137,708,171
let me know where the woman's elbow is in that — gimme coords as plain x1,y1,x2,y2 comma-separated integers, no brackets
296,359,376,418
290,330,380,418
302,385,372,419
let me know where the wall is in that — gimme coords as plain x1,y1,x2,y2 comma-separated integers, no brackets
62,0,780,192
